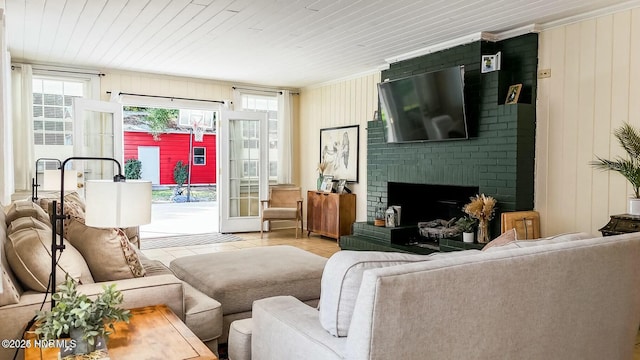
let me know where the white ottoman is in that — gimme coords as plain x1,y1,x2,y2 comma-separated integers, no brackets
228,318,253,360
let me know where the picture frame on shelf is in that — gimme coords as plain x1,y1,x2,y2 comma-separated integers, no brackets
320,125,359,182
506,84,522,104
320,175,334,193
337,179,347,194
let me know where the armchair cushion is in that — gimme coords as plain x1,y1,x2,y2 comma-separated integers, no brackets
262,207,299,219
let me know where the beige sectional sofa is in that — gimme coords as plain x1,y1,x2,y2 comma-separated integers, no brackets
249,232,640,359
0,199,223,359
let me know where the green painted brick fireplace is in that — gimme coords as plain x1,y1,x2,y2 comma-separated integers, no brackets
345,33,538,252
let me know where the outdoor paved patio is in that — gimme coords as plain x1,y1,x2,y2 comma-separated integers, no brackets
140,201,219,238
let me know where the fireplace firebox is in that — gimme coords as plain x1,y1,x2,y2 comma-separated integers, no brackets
387,183,479,226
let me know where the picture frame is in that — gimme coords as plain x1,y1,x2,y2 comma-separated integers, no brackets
320,125,359,183
506,84,522,104
337,179,347,194
481,51,501,73
320,175,334,193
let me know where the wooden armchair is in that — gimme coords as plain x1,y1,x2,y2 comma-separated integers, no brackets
260,186,303,238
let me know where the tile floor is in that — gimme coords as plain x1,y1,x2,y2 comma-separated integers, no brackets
141,228,341,266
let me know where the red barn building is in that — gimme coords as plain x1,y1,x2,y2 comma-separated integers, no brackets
123,130,216,185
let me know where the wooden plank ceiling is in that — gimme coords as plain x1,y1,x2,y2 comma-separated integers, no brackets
4,0,637,88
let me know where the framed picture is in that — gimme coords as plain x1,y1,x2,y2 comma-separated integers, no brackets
506,84,522,104
320,125,359,182
481,51,501,73
337,179,347,194
320,175,334,193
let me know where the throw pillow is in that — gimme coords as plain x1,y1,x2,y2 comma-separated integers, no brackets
482,228,518,251
0,208,22,306
8,217,51,234
65,218,145,282
5,228,94,292
319,251,436,337
5,200,50,226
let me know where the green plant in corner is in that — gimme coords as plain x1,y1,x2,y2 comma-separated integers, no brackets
124,158,142,179
34,276,131,354
590,123,640,198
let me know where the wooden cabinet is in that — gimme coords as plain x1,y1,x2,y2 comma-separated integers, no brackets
307,191,356,240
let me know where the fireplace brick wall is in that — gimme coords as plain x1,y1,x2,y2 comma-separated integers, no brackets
366,33,538,235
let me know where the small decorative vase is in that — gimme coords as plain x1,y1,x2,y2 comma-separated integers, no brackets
463,232,474,243
317,175,324,191
70,328,95,355
477,219,490,244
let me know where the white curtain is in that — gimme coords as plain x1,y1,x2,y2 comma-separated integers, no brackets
0,9,14,204
11,64,33,191
277,90,293,184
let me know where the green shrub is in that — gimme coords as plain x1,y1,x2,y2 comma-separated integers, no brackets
124,158,142,179
173,160,188,186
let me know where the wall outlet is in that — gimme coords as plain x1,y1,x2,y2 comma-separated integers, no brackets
538,69,551,78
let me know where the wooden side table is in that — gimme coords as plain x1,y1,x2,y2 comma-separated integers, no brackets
599,214,640,236
24,305,217,360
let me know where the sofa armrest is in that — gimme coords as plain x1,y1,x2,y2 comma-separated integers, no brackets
0,274,184,360
252,296,345,360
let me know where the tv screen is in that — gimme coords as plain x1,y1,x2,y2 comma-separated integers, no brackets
378,66,468,143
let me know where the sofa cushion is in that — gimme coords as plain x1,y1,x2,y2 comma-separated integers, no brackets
482,232,593,252
318,250,480,337
5,228,94,292
65,218,145,281
7,216,51,234
5,200,50,226
0,208,23,305
481,228,517,251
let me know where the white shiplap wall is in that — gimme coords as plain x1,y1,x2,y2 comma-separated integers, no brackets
299,72,381,222
536,7,640,236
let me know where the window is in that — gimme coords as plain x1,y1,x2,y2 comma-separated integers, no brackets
243,160,258,177
32,79,83,146
193,147,206,165
241,94,279,182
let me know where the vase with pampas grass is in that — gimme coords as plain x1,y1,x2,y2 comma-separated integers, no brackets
463,194,497,243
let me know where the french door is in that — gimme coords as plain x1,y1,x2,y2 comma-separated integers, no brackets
218,111,268,233
72,99,123,190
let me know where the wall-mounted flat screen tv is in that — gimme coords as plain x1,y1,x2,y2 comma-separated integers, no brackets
378,66,468,143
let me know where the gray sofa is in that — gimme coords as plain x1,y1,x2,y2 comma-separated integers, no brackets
250,232,640,359
0,200,223,359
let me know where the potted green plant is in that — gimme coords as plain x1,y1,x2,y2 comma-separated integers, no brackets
591,123,640,215
455,216,477,243
35,276,131,355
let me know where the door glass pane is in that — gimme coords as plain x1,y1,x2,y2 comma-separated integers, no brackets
83,110,115,180
228,118,260,218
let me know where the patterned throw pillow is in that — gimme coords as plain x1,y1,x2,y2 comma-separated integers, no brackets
65,218,145,281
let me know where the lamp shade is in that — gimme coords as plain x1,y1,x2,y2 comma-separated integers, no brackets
85,180,152,228
42,170,78,191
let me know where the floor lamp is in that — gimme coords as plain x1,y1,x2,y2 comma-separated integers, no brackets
49,157,152,308
32,158,62,202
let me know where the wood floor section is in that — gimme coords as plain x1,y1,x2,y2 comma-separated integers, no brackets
141,228,340,267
